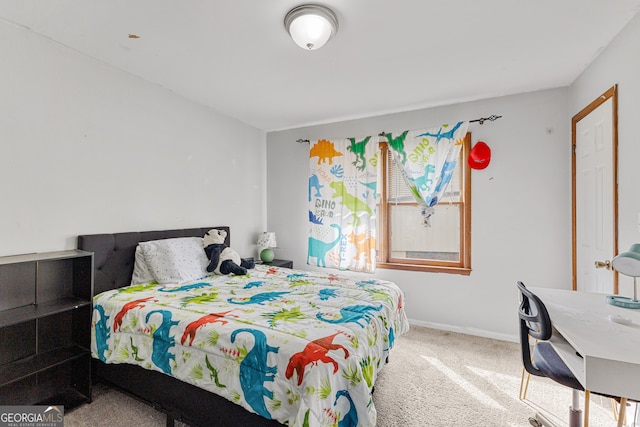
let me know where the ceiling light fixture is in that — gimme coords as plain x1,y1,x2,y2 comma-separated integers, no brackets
284,4,338,51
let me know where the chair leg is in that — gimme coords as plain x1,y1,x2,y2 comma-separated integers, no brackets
519,368,524,399
612,398,619,421
616,398,627,427
584,390,590,427
519,368,531,400
520,338,537,401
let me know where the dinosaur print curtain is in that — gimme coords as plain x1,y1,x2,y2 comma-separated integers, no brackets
308,136,377,272
385,121,469,226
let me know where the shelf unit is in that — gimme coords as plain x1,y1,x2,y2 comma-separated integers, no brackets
0,250,93,408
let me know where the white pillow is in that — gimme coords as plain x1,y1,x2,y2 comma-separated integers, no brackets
138,237,209,286
130,245,156,285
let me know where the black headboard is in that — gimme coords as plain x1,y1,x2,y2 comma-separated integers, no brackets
77,226,230,295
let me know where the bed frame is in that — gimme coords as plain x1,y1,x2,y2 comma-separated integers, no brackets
77,226,282,427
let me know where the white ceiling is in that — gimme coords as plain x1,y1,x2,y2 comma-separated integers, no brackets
1,1,639,132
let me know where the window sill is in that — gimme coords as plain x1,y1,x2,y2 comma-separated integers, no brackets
376,262,472,275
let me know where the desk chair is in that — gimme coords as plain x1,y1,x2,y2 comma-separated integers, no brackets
517,281,631,427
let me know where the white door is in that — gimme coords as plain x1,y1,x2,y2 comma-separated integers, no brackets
574,88,617,293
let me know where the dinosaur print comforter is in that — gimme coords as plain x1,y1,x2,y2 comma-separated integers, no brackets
92,264,409,427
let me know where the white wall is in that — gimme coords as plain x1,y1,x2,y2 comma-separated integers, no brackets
0,20,266,258
267,88,572,341
569,13,640,300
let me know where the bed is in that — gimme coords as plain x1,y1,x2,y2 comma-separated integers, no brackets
78,226,409,427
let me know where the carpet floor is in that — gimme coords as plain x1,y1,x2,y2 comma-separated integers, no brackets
65,326,626,426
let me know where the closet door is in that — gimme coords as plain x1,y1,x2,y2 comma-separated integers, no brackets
573,86,617,293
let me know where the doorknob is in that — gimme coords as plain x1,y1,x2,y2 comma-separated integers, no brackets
594,260,611,270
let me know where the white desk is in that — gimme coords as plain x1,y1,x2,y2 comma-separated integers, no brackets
531,287,640,402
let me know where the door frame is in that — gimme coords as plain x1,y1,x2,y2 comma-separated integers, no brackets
571,85,619,291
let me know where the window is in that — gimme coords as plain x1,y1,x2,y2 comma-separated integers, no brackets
376,132,471,274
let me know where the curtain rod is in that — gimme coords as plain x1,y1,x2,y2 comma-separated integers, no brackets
296,114,501,143
469,114,502,124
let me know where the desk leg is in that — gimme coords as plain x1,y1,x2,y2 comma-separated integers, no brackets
569,389,583,427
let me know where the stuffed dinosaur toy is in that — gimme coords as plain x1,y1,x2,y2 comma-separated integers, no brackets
203,229,254,275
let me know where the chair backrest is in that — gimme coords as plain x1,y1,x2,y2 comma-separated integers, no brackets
517,281,553,376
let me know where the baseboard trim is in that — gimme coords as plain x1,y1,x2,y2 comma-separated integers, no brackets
408,318,518,343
